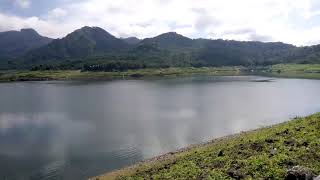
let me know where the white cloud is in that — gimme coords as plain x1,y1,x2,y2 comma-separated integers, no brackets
0,13,72,38
44,8,68,23
2,0,320,45
14,0,31,8
47,8,68,20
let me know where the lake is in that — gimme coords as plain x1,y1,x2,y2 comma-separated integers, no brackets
0,76,320,180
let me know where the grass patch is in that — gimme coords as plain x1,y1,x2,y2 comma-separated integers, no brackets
91,113,320,180
0,67,243,82
261,64,320,79
2,64,320,82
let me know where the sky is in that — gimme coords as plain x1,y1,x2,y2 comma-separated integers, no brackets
1,0,320,46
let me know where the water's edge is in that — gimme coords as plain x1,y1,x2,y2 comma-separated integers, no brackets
90,113,319,180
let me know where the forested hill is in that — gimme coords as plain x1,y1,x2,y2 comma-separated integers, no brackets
24,26,130,63
1,26,320,70
0,29,52,59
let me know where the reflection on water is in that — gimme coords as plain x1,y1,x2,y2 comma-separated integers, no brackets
0,76,320,179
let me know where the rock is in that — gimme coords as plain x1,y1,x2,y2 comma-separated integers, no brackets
284,139,296,146
239,143,245,150
285,166,314,180
265,138,276,143
227,167,245,179
314,176,320,180
302,141,309,147
211,160,225,168
218,150,224,157
276,128,291,136
270,148,277,156
297,141,309,147
250,142,264,152
283,129,290,134
295,126,305,131
285,160,295,166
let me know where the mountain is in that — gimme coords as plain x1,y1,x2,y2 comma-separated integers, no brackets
122,37,141,45
25,26,130,62
287,44,320,64
135,33,298,66
0,28,52,58
2,26,320,70
139,32,194,49
194,40,298,66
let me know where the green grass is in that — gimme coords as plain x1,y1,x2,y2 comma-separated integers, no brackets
0,67,243,82
92,113,320,180
262,64,320,79
1,64,320,82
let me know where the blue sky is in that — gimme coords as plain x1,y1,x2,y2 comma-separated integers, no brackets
0,0,67,16
1,0,320,45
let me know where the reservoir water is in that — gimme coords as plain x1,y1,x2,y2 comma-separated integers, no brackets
0,76,320,179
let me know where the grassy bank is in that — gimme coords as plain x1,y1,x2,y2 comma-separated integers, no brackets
91,113,320,180
1,64,320,82
0,67,242,82
260,64,320,79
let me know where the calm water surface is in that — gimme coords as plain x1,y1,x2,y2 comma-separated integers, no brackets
0,76,320,180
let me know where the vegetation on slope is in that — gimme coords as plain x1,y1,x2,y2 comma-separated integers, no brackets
21,34,299,69
3,27,320,70
2,64,320,82
0,67,242,82
92,113,320,180
0,28,52,58
24,26,129,63
256,64,320,79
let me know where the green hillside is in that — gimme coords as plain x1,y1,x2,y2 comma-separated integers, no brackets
2,27,320,71
92,113,320,180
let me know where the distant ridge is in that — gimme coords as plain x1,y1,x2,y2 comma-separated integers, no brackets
25,26,130,61
0,28,52,58
139,32,193,49
122,37,141,45
1,26,320,69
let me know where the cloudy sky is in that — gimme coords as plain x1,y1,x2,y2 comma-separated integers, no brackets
1,0,320,45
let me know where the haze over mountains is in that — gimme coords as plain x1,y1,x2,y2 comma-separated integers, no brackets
0,26,320,70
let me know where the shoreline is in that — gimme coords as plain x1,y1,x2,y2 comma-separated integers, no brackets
89,128,269,180
1,64,320,82
0,67,243,82
91,113,320,179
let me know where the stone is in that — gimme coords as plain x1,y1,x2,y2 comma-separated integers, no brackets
302,141,309,147
314,176,320,180
285,166,314,180
284,139,296,146
295,126,305,131
218,150,224,157
250,142,264,152
227,167,245,179
270,148,277,156
283,129,290,134
265,138,276,143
